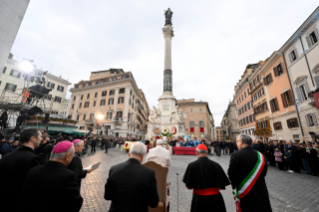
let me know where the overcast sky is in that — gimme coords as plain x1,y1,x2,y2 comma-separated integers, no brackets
11,0,319,126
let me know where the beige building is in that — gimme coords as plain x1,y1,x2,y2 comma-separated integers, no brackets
215,126,224,141
177,99,214,139
69,69,149,138
221,99,239,141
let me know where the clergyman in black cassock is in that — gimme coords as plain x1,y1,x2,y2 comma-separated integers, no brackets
0,128,42,212
68,139,92,190
183,144,230,212
21,141,83,212
228,134,272,212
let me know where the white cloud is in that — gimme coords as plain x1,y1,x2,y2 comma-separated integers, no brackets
10,0,319,125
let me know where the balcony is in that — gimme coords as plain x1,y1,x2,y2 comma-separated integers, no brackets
113,117,123,123
85,119,94,124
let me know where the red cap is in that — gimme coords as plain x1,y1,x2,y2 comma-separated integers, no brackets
53,141,73,153
197,144,207,151
72,139,81,144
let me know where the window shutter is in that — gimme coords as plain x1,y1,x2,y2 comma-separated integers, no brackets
257,76,260,83
314,76,319,88
305,82,310,94
264,102,268,110
288,90,295,105
287,120,291,128
269,73,273,83
294,49,298,59
314,28,319,41
312,113,318,126
269,100,274,113
296,87,303,102
4,83,8,90
273,123,276,130
306,36,312,48
275,98,279,111
263,77,268,85
3,67,6,73
249,83,252,90
281,93,287,108
294,118,299,127
273,67,279,77
13,85,17,92
288,53,293,63
279,122,282,129
305,114,310,126
10,69,13,75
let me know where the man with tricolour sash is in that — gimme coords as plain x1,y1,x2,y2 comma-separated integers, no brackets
228,134,272,212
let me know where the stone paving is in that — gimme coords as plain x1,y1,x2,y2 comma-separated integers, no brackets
79,148,319,212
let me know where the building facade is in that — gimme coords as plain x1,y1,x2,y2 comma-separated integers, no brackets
215,126,224,141
235,63,260,139
221,99,239,141
59,99,70,118
177,99,214,139
279,7,319,141
0,0,30,78
68,69,149,138
260,52,302,141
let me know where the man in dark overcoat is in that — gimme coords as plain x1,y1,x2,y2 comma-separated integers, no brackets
228,134,272,212
104,142,159,212
21,141,83,212
0,128,42,212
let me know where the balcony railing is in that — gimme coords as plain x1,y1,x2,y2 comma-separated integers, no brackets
85,119,94,123
113,117,123,122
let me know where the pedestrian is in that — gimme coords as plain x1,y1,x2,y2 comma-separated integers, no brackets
0,128,42,212
104,142,159,211
299,143,311,174
229,140,234,154
183,144,230,212
105,137,109,153
21,141,83,212
306,142,319,176
68,139,93,190
265,142,275,166
8,139,19,153
274,147,284,170
228,134,272,212
0,137,13,156
91,137,97,153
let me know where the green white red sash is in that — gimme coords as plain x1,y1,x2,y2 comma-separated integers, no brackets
236,151,265,198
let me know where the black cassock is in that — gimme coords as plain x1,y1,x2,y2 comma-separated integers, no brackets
21,161,83,212
183,157,230,212
68,151,87,190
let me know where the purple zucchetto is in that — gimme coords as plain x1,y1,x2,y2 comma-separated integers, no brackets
52,141,73,153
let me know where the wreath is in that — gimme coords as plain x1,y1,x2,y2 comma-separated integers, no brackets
161,127,170,136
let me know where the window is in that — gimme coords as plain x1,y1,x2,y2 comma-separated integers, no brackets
10,69,21,78
88,82,92,86
305,113,318,126
79,126,85,130
260,87,264,96
274,63,284,77
132,103,134,109
93,101,96,107
90,114,94,120
199,121,204,127
95,81,99,85
273,122,282,130
77,114,80,121
83,114,86,121
258,74,262,82
112,77,117,81
102,91,107,96
116,111,123,118
119,88,125,94
129,99,132,105
79,103,82,108
3,67,6,73
296,84,309,102
110,90,115,95
84,102,89,108
47,82,55,89
190,108,193,113
87,94,90,99
54,96,62,103
308,31,318,47
241,95,243,101
95,92,98,98
281,90,294,108
92,73,96,76
57,85,64,92
75,85,79,89
100,99,106,106
287,118,299,128
107,112,112,119
289,50,297,63
130,90,132,95
72,104,74,109
244,92,246,98
108,98,114,105
199,107,202,112
81,95,83,100
82,83,86,87
73,96,76,101
98,72,102,75
270,98,279,112
264,74,273,85
190,121,195,133
4,83,17,92
118,97,124,104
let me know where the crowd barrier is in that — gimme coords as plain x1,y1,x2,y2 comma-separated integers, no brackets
173,147,196,155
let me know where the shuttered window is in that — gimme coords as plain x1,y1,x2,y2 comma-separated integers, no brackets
306,29,319,48
288,50,298,63
286,118,299,128
273,63,284,77
296,83,309,102
305,113,318,126
10,69,21,78
108,98,114,105
263,73,273,85
4,83,17,92
273,122,282,130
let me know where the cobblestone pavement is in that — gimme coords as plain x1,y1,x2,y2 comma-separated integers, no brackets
79,148,319,212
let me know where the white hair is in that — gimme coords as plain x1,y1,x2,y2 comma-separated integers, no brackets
74,140,84,147
50,146,75,160
129,142,146,156
157,139,163,145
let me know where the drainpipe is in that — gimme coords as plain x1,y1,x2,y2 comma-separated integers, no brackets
282,53,304,137
299,37,315,86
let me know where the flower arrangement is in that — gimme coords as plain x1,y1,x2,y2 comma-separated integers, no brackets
162,127,170,136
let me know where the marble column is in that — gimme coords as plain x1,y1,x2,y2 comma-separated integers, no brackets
163,25,174,93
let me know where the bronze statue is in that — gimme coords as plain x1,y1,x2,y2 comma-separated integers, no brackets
164,8,173,26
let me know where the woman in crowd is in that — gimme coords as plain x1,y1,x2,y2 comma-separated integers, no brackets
306,142,319,176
